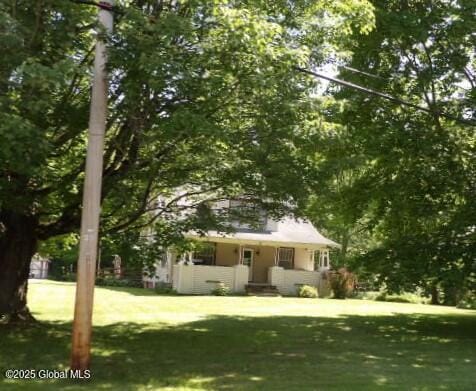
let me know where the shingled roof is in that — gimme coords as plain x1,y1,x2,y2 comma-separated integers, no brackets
186,217,340,249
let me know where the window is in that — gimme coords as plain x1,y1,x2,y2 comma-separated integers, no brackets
193,243,216,265
229,199,267,231
316,250,330,269
278,247,294,269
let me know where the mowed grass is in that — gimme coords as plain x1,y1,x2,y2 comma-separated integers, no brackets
1,280,475,390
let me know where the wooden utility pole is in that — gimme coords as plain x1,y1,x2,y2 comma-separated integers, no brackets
71,0,114,371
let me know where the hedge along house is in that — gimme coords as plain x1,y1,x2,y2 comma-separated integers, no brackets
144,199,339,296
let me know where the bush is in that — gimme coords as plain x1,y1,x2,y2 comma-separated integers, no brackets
211,282,230,296
374,291,429,304
95,276,142,288
62,273,77,282
375,292,411,303
353,291,380,301
297,285,318,298
50,272,76,282
457,292,476,310
154,283,176,295
328,268,356,299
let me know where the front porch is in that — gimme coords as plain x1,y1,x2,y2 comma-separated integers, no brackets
170,241,331,296
171,263,329,296
191,241,329,283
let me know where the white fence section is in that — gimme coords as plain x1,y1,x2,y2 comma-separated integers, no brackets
172,264,249,294
268,266,324,296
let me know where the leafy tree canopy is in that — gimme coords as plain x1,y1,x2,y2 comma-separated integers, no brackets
0,0,374,318
309,0,475,304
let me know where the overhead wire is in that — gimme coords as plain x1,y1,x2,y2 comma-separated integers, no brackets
295,66,476,127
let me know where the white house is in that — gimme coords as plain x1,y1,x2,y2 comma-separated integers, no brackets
144,199,338,296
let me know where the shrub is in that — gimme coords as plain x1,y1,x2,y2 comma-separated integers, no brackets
354,291,381,301
375,293,411,303
211,282,230,296
62,273,77,282
457,292,476,310
297,285,318,298
375,291,429,304
328,268,356,299
375,292,389,302
50,272,76,282
154,283,176,295
95,276,142,288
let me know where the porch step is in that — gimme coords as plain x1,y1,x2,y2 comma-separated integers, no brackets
245,283,280,296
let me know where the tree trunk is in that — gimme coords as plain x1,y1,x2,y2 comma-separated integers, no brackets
0,211,38,323
442,286,459,307
430,284,440,305
339,230,350,264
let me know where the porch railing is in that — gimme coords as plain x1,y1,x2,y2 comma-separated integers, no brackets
172,264,249,294
269,266,326,296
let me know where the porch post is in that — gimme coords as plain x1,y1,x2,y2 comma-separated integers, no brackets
238,244,243,264
274,247,279,266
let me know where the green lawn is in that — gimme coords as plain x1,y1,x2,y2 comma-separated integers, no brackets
1,280,475,390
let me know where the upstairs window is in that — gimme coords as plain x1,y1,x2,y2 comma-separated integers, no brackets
278,247,294,269
229,200,267,231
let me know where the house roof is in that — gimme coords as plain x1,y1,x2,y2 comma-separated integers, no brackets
186,217,340,249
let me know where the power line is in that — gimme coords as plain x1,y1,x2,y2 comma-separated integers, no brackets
327,59,476,104
325,58,386,80
338,64,385,80
339,64,476,106
296,66,476,127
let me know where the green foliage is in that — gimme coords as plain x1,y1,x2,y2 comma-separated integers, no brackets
38,235,85,281
211,282,230,296
39,230,161,276
100,231,165,271
374,292,429,305
328,268,357,299
95,276,143,288
0,0,374,252
38,234,79,260
60,273,77,283
154,283,177,295
297,285,318,298
0,0,379,317
457,292,476,310
308,0,476,303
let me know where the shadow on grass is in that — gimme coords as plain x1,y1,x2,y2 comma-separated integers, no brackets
1,313,475,390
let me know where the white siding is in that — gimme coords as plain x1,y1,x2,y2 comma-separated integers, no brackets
269,266,323,296
172,264,248,294
191,265,234,294
294,248,314,271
